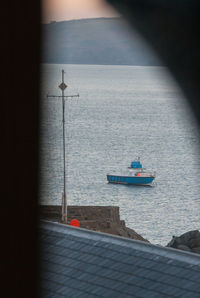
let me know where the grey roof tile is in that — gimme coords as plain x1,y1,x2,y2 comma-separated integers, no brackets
189,281,200,292
41,279,63,293
181,293,200,298
56,286,69,295
39,221,200,298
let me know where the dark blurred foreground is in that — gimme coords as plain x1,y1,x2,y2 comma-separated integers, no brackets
1,0,200,297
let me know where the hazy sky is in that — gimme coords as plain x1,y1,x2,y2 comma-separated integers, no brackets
42,0,119,23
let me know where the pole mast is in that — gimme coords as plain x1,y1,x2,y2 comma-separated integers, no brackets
61,70,67,223
47,69,79,224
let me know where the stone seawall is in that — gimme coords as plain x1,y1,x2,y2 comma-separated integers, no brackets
40,205,62,222
40,205,148,242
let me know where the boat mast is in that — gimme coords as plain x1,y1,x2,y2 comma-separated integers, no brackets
47,69,79,224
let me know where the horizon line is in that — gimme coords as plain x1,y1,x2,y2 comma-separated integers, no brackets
42,16,121,25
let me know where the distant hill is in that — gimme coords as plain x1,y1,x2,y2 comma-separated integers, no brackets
42,17,161,66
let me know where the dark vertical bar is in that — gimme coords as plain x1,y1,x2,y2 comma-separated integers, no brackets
0,1,40,297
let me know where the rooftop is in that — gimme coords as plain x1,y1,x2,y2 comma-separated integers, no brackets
40,220,200,297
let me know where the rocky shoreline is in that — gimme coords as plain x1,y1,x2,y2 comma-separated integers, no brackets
40,205,199,254
166,230,200,254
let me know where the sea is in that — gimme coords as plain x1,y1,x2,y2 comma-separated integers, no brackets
40,63,200,245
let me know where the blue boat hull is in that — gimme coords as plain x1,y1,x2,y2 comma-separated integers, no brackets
107,174,155,186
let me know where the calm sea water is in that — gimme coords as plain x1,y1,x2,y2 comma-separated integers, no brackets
40,64,200,245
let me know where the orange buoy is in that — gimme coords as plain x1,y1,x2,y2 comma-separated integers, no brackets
70,219,80,227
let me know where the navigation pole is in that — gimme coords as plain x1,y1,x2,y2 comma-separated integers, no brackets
47,69,79,224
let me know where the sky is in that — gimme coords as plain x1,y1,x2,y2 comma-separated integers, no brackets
42,0,119,23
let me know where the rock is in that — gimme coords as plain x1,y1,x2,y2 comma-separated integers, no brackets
166,236,182,248
191,247,200,254
188,237,200,248
176,245,191,252
166,236,176,247
179,230,200,243
126,227,149,242
166,230,200,255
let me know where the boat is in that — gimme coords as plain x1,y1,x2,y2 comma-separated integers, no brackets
107,158,155,186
